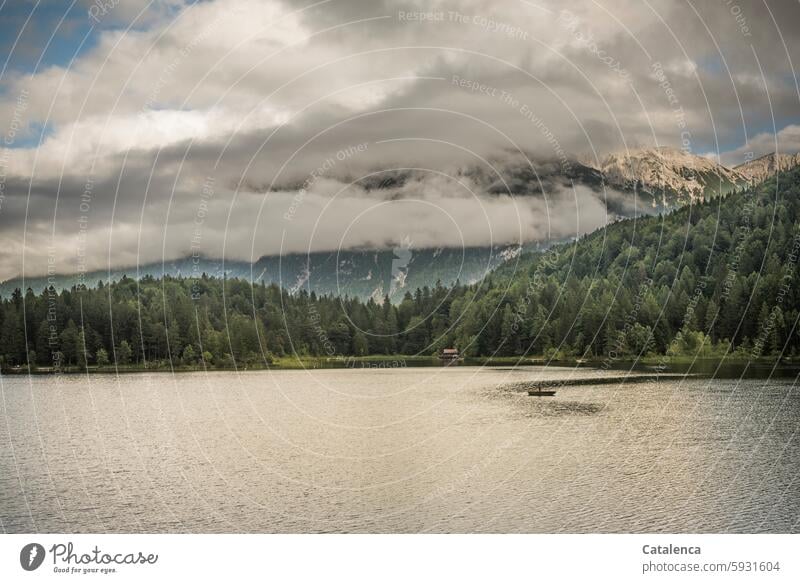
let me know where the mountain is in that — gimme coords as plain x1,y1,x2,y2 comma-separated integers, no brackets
3,148,794,302
0,245,536,303
6,167,800,369
464,154,665,213
735,152,800,184
480,165,800,358
249,245,533,301
590,146,748,206
0,155,636,302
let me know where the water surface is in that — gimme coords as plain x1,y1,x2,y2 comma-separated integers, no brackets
1,366,798,532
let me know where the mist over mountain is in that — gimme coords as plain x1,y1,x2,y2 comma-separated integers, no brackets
6,166,800,371
3,147,797,301
0,246,530,303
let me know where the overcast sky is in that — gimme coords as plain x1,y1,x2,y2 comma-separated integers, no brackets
0,0,798,281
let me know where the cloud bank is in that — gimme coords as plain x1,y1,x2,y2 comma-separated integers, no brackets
0,0,798,279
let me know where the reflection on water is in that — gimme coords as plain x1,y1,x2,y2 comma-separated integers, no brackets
614,358,800,379
523,400,607,417
0,367,798,533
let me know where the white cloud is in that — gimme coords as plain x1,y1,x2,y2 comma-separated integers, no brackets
717,124,800,166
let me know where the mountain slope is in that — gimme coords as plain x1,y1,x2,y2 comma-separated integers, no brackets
4,167,799,368
480,165,800,357
0,245,532,302
735,152,800,184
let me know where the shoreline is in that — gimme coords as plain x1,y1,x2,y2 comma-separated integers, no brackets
2,355,796,375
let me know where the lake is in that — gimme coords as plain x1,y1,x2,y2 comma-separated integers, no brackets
1,366,798,533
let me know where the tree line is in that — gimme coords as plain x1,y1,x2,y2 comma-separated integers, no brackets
1,167,800,370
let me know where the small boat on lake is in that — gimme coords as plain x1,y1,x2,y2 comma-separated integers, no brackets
528,388,556,396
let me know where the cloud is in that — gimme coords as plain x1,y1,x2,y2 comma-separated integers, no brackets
0,0,798,280
0,170,618,280
717,124,800,166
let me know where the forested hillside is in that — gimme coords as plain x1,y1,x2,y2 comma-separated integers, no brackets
2,167,799,370
487,166,800,360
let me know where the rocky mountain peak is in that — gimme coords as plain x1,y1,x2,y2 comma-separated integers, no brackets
590,147,748,205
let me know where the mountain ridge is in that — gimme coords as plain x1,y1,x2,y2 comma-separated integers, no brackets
3,148,797,301
589,146,748,205
735,152,800,184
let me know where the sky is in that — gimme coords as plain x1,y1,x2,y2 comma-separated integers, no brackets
0,0,798,281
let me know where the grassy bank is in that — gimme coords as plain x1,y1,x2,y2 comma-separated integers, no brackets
2,354,794,375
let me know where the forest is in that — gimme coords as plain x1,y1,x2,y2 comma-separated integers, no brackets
1,167,800,371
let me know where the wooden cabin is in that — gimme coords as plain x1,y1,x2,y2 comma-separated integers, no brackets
439,348,460,361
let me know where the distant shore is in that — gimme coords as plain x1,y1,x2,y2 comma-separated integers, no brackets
2,354,797,376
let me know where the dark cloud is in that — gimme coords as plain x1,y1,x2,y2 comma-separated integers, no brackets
0,0,798,279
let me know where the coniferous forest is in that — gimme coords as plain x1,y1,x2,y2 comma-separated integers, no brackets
2,167,800,371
